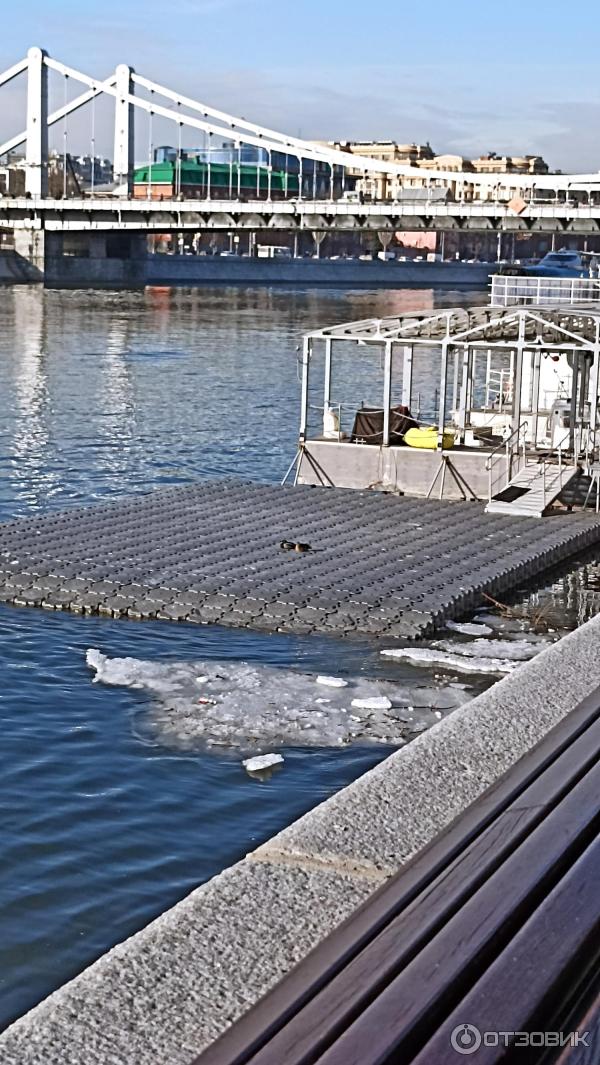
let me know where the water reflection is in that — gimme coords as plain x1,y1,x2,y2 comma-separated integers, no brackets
0,286,485,519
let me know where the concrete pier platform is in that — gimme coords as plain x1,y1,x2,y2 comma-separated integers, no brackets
1,482,600,638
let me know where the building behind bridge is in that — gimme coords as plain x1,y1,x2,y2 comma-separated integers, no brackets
316,141,550,202
132,142,348,200
0,151,113,197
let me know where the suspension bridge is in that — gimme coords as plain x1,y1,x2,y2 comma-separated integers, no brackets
2,47,600,281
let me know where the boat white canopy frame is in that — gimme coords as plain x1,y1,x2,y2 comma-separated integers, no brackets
299,304,600,456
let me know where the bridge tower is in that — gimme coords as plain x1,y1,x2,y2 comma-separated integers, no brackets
113,64,135,195
25,46,48,198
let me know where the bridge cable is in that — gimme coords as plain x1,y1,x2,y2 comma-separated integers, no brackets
147,92,154,201
90,89,96,195
63,73,69,198
176,102,182,198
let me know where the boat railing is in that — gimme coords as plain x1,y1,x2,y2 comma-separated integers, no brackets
539,429,573,509
484,368,513,411
486,420,528,501
491,274,600,307
585,427,600,472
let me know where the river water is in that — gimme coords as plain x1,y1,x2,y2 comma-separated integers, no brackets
0,284,598,1031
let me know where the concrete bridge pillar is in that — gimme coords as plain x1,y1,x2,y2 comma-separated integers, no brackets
113,64,135,196
13,228,45,280
25,47,48,198
88,233,108,258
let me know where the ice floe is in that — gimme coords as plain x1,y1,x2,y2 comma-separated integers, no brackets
381,647,518,674
434,638,542,661
316,676,348,688
382,623,549,674
445,620,493,637
86,648,450,751
242,753,284,774
351,696,393,711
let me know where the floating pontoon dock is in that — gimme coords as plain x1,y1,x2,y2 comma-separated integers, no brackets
1,482,599,639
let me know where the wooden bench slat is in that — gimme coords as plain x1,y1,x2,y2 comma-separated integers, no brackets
312,759,600,1065
555,989,600,1065
411,834,600,1065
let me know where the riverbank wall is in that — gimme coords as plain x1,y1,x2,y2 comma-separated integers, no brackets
0,250,495,289
1,613,599,1064
45,254,495,288
2,243,496,288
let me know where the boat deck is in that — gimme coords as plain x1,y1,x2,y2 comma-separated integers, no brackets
0,482,599,639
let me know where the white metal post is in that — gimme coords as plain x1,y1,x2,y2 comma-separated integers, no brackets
452,349,460,412
531,348,541,447
512,313,526,441
438,340,449,448
382,341,393,446
401,345,413,409
113,63,134,195
457,343,471,442
589,327,600,464
299,338,311,442
25,47,48,198
324,338,332,408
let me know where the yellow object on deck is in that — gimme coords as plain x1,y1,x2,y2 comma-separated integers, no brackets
405,426,455,450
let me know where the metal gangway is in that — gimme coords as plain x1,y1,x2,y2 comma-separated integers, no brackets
485,426,586,517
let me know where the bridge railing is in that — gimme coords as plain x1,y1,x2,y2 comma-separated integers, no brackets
491,274,600,306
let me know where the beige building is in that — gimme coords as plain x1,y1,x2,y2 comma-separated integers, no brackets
314,140,551,202
315,140,435,200
471,152,549,175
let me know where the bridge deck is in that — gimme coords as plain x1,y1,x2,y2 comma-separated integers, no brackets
0,482,599,639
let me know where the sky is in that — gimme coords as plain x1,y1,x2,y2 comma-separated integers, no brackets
1,0,599,172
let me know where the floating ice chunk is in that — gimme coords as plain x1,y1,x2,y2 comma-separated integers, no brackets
436,638,542,661
409,685,471,710
242,753,284,774
381,647,516,674
446,620,493,637
85,650,415,750
316,676,348,688
351,696,393,711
